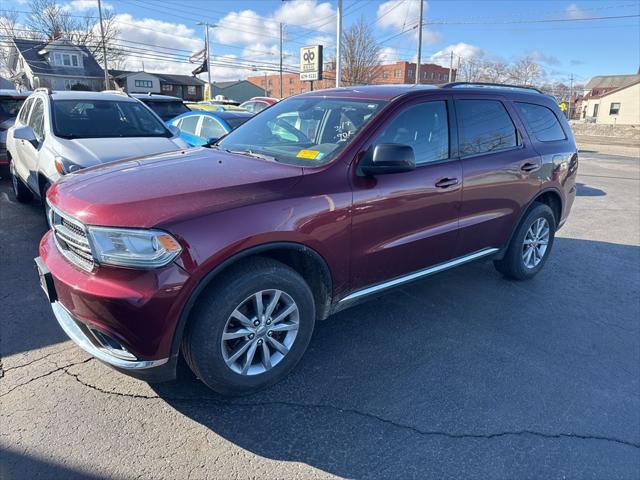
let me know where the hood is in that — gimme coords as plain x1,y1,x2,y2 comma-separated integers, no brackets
48,147,304,228
54,136,186,167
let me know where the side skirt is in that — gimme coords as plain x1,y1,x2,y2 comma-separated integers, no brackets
333,247,499,312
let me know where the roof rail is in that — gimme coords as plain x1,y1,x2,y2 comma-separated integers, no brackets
442,82,544,94
34,87,51,95
101,89,130,97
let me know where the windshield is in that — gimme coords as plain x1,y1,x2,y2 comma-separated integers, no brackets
0,97,26,121
52,99,171,139
141,100,190,121
225,116,251,129
218,97,387,166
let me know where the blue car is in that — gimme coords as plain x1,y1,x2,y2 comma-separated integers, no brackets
167,110,253,147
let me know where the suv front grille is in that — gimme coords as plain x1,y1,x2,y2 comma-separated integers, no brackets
50,206,95,272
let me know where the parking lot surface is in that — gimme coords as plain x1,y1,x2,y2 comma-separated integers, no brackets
1,150,639,479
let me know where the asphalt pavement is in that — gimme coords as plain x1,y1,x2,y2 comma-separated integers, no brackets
1,151,639,479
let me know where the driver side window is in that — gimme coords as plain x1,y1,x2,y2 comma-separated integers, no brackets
373,101,449,166
28,99,46,142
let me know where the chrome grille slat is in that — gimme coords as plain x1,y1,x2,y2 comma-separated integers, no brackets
50,205,95,272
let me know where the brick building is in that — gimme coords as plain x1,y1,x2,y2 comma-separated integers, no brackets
247,61,456,98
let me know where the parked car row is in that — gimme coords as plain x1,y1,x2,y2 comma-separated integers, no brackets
8,83,578,396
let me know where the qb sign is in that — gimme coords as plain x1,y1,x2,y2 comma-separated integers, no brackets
300,45,323,82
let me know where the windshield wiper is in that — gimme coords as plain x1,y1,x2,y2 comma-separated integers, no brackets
224,149,276,162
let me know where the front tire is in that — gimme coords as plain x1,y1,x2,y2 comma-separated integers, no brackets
494,203,556,280
10,161,33,203
182,257,316,395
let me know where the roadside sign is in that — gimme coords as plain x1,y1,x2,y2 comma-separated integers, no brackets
300,45,323,82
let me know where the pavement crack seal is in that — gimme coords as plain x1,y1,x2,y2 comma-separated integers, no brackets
64,370,640,449
0,357,93,398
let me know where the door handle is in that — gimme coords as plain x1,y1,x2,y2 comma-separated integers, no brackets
520,162,540,172
435,177,459,188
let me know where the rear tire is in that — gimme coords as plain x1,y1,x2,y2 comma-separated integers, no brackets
182,257,316,395
10,161,33,203
494,203,556,280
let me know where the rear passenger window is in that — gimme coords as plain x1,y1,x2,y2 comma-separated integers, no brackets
515,102,566,142
373,101,449,165
179,115,199,135
457,100,518,157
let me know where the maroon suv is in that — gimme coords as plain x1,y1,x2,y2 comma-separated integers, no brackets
35,83,578,395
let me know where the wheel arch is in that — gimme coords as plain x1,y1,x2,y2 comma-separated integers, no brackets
495,187,563,260
169,242,334,361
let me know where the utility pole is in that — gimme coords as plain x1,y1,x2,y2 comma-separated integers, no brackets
448,50,454,83
335,0,342,87
568,73,574,120
197,22,214,100
97,0,110,90
279,22,283,98
415,0,423,84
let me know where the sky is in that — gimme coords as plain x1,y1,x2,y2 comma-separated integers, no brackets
2,0,639,86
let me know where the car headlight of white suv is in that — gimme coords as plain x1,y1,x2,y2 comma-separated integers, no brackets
54,156,83,175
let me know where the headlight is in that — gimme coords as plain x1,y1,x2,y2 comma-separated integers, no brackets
54,156,82,175
86,226,182,268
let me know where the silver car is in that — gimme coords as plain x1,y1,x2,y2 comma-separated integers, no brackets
7,89,188,218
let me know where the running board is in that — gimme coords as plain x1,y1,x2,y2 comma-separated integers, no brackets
339,248,499,304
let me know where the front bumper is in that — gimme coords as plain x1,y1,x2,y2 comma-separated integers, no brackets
37,230,192,382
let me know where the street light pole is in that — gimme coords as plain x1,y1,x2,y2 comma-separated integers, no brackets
279,22,283,98
335,0,342,87
197,22,215,100
97,0,110,90
415,0,423,85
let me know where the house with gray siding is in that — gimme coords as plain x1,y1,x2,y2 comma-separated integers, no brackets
7,38,105,91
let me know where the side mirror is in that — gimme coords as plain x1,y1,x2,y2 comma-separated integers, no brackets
167,125,181,137
13,125,38,145
360,143,416,176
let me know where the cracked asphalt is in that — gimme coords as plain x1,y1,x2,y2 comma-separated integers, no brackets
1,149,639,479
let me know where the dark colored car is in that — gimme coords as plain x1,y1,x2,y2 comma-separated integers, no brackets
131,93,191,122
0,89,30,165
167,110,253,146
36,83,578,395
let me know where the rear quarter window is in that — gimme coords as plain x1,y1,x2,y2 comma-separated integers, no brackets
515,102,566,142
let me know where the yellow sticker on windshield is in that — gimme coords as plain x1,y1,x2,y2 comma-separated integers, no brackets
296,149,320,159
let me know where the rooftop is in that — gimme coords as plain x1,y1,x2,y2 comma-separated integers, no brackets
14,38,104,78
585,74,640,90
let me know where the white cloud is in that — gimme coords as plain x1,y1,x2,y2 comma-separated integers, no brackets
429,42,485,68
378,46,400,65
273,0,336,33
529,49,560,66
63,0,113,11
113,14,203,75
212,10,280,46
566,3,586,20
376,0,441,45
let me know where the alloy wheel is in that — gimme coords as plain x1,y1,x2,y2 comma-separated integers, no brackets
221,289,300,376
522,217,550,269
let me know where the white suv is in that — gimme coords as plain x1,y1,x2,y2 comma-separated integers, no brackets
7,89,188,216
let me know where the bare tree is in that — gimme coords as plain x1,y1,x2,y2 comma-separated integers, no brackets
478,60,510,83
456,57,483,82
25,0,122,65
508,55,542,86
0,9,22,76
341,17,381,86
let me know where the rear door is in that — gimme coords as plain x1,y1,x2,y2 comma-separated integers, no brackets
350,95,462,290
454,95,542,256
